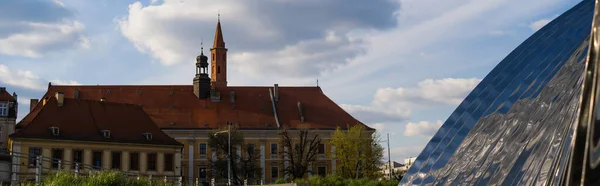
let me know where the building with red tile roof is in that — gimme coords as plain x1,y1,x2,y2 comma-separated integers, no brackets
11,92,182,146
14,19,371,184
0,87,17,150
9,92,183,183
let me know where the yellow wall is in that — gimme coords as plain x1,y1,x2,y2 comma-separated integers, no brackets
10,138,182,182
165,130,337,184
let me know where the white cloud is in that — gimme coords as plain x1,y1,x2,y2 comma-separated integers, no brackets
319,0,566,98
529,18,552,31
341,77,480,124
0,20,88,57
118,0,398,80
340,104,410,124
372,78,481,109
0,64,80,90
404,120,443,138
50,79,81,85
390,146,424,162
370,123,386,132
232,30,367,78
53,0,65,7
0,65,44,90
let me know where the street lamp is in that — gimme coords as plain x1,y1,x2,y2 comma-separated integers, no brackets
214,123,231,186
378,134,392,181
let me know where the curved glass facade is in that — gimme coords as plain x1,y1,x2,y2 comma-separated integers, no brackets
400,0,594,185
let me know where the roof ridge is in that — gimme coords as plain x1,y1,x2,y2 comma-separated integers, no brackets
15,98,51,134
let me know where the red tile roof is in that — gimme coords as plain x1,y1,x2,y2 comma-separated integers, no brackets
21,85,370,130
11,96,182,146
0,88,15,101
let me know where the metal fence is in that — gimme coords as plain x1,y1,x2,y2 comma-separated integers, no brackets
0,150,262,186
0,149,184,185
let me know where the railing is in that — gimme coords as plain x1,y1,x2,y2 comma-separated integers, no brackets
0,149,265,186
0,150,185,186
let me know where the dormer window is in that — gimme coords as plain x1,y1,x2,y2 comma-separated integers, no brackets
143,133,153,141
49,127,60,136
101,130,111,139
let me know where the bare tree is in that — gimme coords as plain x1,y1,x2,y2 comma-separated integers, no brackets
279,125,322,181
208,125,261,185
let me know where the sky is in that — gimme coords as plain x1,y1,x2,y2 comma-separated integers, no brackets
0,0,583,163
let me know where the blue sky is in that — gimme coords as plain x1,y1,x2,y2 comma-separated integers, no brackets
0,0,582,162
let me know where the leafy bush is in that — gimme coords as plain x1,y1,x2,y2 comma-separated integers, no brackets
288,175,399,186
28,170,176,186
274,178,288,184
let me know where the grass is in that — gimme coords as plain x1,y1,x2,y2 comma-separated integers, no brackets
22,170,177,186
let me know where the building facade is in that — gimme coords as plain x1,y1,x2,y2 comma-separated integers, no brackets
18,19,372,184
10,93,183,183
0,87,17,150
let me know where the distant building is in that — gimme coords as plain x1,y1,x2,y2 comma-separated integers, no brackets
381,161,404,180
15,18,372,184
9,93,183,182
0,87,17,150
404,157,416,170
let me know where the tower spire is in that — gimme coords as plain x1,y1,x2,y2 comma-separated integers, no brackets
201,37,204,54
213,14,225,48
210,16,228,87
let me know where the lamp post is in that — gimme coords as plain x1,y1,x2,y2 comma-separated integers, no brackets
214,124,231,186
377,134,392,181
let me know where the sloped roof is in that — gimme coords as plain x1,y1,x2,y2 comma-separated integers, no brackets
0,88,15,101
19,85,370,130
11,97,182,146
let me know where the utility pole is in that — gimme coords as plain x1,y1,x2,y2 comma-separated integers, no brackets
387,133,392,181
214,123,232,186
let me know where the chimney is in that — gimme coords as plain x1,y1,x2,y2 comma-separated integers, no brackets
274,84,279,101
55,92,64,107
74,88,79,99
0,87,5,92
100,98,106,102
30,99,39,111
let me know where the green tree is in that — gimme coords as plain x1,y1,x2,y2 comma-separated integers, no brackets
279,124,322,181
208,125,261,185
331,124,384,179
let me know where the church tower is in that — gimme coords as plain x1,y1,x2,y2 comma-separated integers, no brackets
210,17,228,87
194,44,211,99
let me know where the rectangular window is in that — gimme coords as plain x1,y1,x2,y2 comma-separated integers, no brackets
129,152,139,171
318,166,326,177
92,151,102,169
111,151,121,170
51,148,63,169
28,147,41,167
294,144,301,152
164,153,174,171
247,143,255,155
72,149,83,169
318,144,325,154
199,167,207,179
199,143,207,155
271,143,278,155
0,103,6,116
271,166,278,178
147,153,157,171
